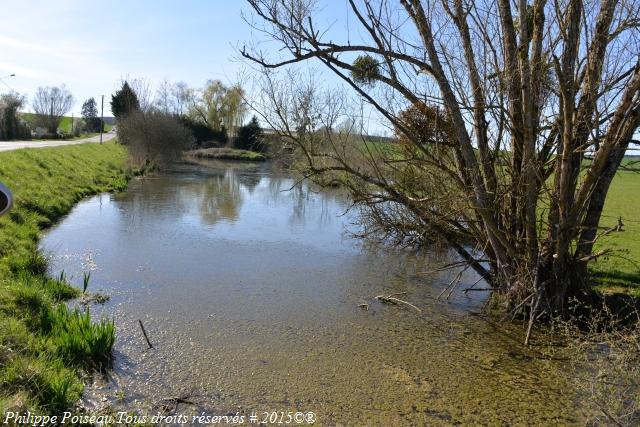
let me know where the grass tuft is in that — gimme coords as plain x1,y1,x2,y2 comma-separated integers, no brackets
46,306,115,369
82,271,91,294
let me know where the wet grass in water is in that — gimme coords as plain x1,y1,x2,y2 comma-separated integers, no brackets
46,305,115,369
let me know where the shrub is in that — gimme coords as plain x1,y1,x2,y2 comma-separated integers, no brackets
72,118,86,137
0,93,30,140
178,116,228,147
234,116,265,152
117,111,194,165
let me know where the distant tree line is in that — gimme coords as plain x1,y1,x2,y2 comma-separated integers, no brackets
112,77,266,166
0,84,107,141
1,77,267,159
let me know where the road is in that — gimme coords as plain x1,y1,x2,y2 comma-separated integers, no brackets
0,131,117,152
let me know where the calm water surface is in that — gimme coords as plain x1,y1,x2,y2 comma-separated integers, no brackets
41,161,582,425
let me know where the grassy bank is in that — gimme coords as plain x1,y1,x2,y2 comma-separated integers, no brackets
0,143,130,412
186,147,266,162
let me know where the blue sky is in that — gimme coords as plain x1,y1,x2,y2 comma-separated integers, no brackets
0,0,386,131
0,1,254,116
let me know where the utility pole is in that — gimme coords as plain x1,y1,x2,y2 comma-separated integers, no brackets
71,112,74,136
50,96,54,135
100,95,104,144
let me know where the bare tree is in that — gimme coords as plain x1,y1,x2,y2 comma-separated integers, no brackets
172,81,191,116
32,85,74,134
155,78,173,114
125,77,154,112
154,80,193,116
243,0,640,334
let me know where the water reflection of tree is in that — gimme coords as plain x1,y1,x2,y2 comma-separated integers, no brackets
236,173,261,194
115,177,193,226
197,168,243,225
290,184,312,226
265,177,347,228
117,166,352,230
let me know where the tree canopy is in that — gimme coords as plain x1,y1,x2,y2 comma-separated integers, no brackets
188,80,246,135
81,97,101,132
111,81,140,119
235,116,265,152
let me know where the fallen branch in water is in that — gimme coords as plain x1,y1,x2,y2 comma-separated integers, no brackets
154,392,202,414
418,261,469,275
437,265,471,300
462,276,486,294
375,293,422,313
138,319,153,349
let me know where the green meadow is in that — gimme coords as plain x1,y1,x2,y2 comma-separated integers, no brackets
19,113,114,136
590,164,640,296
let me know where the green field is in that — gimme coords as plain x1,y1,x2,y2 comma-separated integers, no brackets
591,165,640,296
0,143,129,412
19,112,114,136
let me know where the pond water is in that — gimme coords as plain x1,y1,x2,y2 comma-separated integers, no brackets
41,161,583,425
